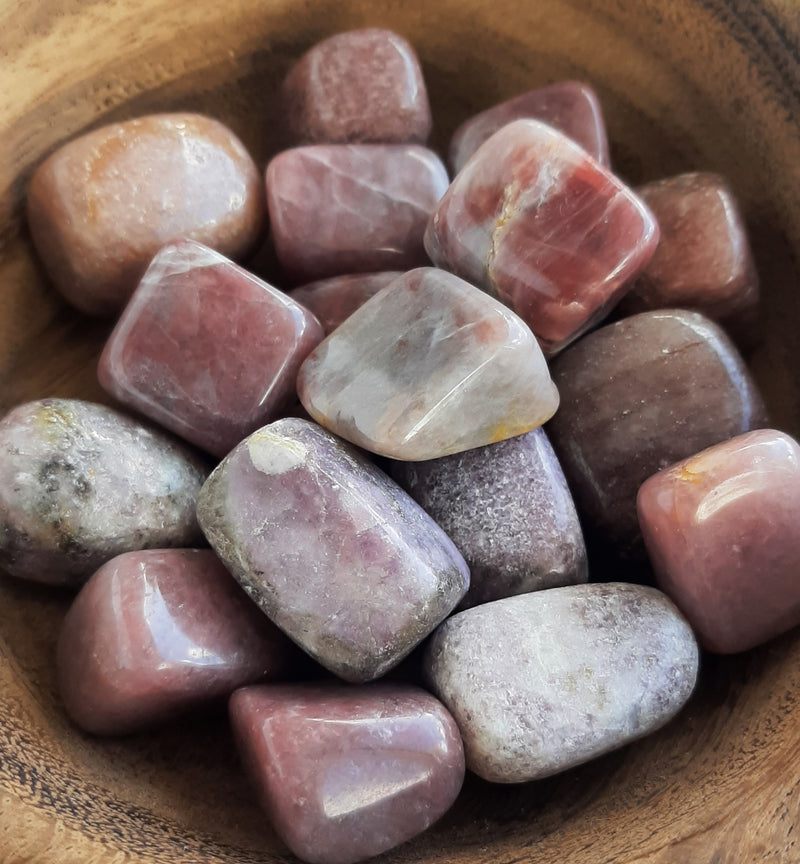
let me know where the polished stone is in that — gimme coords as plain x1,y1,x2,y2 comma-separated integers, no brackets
547,310,767,564
280,28,432,145
229,682,464,864
638,429,800,654
290,272,402,335
58,549,297,735
196,418,469,682
392,428,587,607
0,399,208,586
99,240,323,458
424,583,698,783
425,119,659,354
297,267,559,461
266,144,448,282
27,114,265,316
449,81,610,174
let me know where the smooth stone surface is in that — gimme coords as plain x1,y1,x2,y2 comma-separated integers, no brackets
392,428,587,607
0,399,208,586
229,682,464,864
266,144,448,283
546,309,767,564
99,240,323,458
298,267,558,461
58,549,297,736
196,417,469,682
449,81,610,174
424,583,699,783
290,271,403,335
638,429,800,654
619,172,760,333
425,119,659,354
280,28,432,145
27,113,265,316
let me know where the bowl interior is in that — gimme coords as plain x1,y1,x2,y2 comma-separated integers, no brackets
2,1,800,862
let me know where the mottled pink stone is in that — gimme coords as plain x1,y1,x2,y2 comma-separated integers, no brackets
266,144,448,282
98,241,323,458
638,429,800,654
229,683,464,864
57,549,298,735
297,268,559,461
425,119,659,354
290,272,403,335
27,114,265,316
196,418,469,682
449,81,610,175
280,28,432,145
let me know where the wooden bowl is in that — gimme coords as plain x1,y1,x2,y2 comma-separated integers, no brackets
2,0,799,861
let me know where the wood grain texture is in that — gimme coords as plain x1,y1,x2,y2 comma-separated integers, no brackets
1,0,799,861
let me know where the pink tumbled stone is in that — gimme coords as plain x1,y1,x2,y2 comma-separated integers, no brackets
280,28,432,145
229,683,464,864
638,429,800,654
266,144,448,282
425,119,659,354
99,240,323,458
289,271,403,335
58,549,298,735
449,81,610,174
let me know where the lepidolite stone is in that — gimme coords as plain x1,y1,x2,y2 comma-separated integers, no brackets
280,28,432,145
196,418,469,682
230,683,464,864
547,310,767,563
638,429,800,654
0,399,208,586
99,240,323,458
266,144,448,282
424,583,698,783
27,114,265,316
392,428,587,607
619,172,760,333
425,119,658,354
58,549,297,735
290,272,403,335
297,268,559,461
449,81,610,174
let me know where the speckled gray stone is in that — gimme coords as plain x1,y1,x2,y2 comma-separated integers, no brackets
424,583,699,783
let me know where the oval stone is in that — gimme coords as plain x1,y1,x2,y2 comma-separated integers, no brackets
0,399,208,586
424,583,699,783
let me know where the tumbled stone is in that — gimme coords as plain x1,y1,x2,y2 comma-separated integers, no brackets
58,549,297,735
196,418,469,682
547,309,767,564
290,272,402,335
280,28,432,145
230,682,464,864
638,429,800,654
297,268,559,461
27,114,265,316
0,399,208,586
424,583,698,783
425,119,658,355
619,172,760,334
99,240,323,458
449,81,610,174
266,144,448,282
392,428,587,607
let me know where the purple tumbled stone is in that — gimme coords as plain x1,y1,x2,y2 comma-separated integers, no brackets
196,418,469,682
99,240,323,458
266,144,448,282
392,428,587,608
230,682,464,864
57,549,298,736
